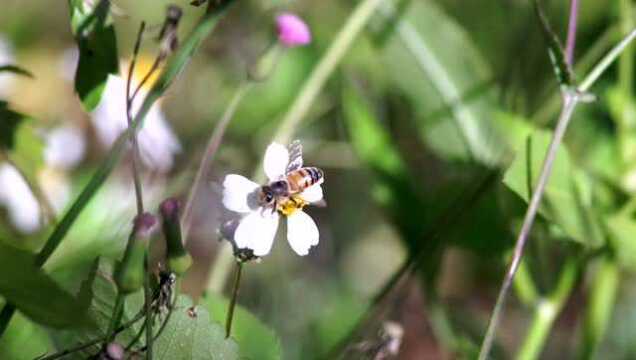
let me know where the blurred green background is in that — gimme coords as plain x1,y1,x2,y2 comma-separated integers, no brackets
0,0,635,359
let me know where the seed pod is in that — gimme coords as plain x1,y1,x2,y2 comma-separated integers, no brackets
160,198,192,275
115,213,158,294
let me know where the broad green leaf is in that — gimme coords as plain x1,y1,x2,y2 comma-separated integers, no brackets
68,0,118,111
342,84,426,243
52,259,237,359
0,312,53,360
51,260,144,356
0,243,89,328
155,296,238,360
0,65,34,78
0,101,44,185
204,295,281,360
502,130,604,247
379,1,506,166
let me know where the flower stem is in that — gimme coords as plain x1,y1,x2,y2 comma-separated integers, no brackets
181,82,253,240
478,94,577,360
225,261,243,338
144,260,154,359
106,294,125,343
565,0,580,65
478,24,636,360
272,0,384,146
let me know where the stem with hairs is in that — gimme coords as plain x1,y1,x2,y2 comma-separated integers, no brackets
478,25,636,360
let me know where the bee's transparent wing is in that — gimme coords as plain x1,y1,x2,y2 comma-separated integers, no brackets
286,140,303,173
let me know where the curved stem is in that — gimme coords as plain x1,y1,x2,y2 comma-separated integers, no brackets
478,95,577,360
225,261,243,338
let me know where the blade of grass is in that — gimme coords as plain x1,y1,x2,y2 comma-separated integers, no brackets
0,0,237,339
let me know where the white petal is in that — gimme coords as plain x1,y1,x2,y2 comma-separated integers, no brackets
222,174,260,213
263,142,289,180
287,210,319,256
300,184,323,203
0,164,41,233
234,211,279,256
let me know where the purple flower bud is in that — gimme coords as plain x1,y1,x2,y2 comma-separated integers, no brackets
133,212,158,240
106,342,124,360
159,197,181,220
276,13,311,47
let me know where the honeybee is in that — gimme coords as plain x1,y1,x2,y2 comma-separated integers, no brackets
258,141,324,214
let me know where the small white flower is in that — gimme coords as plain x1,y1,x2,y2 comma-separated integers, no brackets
91,70,181,173
222,142,324,257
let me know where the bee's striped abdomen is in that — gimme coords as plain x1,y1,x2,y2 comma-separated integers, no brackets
286,167,324,193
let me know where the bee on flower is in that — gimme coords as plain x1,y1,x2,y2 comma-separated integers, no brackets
222,141,324,257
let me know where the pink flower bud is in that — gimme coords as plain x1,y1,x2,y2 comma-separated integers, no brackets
106,342,124,360
276,13,311,47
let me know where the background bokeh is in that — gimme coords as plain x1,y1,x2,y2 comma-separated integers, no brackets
0,0,635,359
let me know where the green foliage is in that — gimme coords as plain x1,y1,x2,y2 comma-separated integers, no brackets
68,0,118,111
0,312,53,360
342,83,426,243
154,296,238,360
0,243,89,328
379,1,506,165
503,129,604,247
0,102,44,188
204,295,281,360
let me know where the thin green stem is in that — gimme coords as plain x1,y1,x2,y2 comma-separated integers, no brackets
182,82,253,241
0,1,237,340
210,0,385,295
39,311,145,360
578,28,636,92
479,26,636,360
516,258,578,360
578,253,619,359
513,259,540,308
225,261,243,338
144,265,153,359
272,0,384,146
105,294,125,343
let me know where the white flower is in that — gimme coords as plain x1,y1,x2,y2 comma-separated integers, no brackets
0,34,16,98
222,142,324,257
91,71,181,173
0,164,42,233
44,125,86,170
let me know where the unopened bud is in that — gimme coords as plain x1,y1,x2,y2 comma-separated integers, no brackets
106,342,124,360
115,213,158,293
159,198,192,275
276,13,311,47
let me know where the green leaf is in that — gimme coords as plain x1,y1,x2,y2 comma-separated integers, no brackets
0,65,34,78
68,0,118,111
203,295,281,360
0,312,53,360
0,243,90,328
379,1,506,165
0,101,44,185
155,296,238,360
531,0,574,87
502,130,604,247
52,260,237,359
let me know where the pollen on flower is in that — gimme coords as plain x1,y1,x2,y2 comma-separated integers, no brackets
277,195,308,216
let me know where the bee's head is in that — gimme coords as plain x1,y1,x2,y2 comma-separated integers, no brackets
258,186,276,206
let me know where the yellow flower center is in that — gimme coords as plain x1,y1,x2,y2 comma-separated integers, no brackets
277,195,308,216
